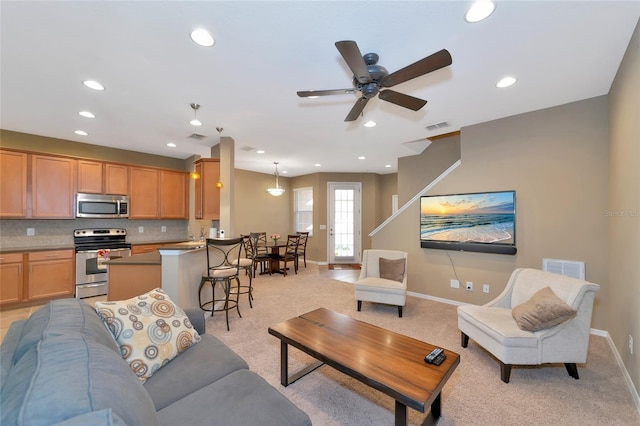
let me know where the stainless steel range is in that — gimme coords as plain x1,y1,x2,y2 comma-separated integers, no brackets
74,228,132,298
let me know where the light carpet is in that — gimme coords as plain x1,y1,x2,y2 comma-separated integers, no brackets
205,265,639,426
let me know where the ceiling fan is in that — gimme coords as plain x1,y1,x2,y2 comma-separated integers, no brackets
297,40,452,122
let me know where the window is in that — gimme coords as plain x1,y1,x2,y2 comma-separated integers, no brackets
294,187,313,236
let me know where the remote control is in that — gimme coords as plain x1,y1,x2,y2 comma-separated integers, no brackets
432,352,446,366
424,347,444,364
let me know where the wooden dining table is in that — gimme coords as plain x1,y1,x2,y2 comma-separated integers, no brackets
263,241,287,274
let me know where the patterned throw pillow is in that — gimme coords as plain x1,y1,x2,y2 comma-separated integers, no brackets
95,288,200,383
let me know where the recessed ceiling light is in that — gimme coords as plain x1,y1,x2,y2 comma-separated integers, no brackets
496,76,517,88
78,111,95,118
465,1,495,23
190,28,215,47
314,163,321,167
74,130,88,136
83,80,104,91
167,142,176,148
281,170,288,174
364,120,376,127
358,156,366,160
308,96,319,99
385,164,392,168
256,149,265,154
190,119,202,126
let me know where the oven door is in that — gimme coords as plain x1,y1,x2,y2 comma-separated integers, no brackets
75,248,131,298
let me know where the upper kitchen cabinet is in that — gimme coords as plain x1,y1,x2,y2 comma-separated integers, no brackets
194,158,220,220
129,167,159,219
160,170,188,219
104,163,128,195
31,154,76,218
78,161,128,195
77,160,103,193
0,150,28,218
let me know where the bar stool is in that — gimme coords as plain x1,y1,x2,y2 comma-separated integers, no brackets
198,237,243,331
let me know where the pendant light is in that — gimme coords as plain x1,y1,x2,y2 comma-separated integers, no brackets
266,162,285,196
190,103,202,126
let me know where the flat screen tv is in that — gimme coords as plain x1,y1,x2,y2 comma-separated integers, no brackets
420,190,517,255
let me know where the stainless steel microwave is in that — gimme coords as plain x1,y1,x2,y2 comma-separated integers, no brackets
76,193,129,218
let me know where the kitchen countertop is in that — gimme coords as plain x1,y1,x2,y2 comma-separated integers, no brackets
104,251,161,265
0,245,75,254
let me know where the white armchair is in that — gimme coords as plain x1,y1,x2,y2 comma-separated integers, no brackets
457,268,600,383
355,249,408,317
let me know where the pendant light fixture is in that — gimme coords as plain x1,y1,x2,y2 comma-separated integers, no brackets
266,162,285,196
190,103,202,126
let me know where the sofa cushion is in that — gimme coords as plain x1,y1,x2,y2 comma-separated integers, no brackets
157,369,311,426
53,409,128,426
512,286,577,331
144,334,249,410
12,299,119,365
1,318,26,392
0,335,159,426
95,288,201,383
379,257,405,282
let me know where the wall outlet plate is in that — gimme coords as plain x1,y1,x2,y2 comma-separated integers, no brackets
138,226,144,233
450,279,460,288
161,226,166,233
483,284,490,293
466,281,473,291
26,228,35,236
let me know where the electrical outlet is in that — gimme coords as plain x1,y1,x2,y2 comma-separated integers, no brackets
138,226,144,233
630,335,634,355
450,279,460,289
466,281,473,291
26,228,35,236
483,284,490,293
161,226,166,233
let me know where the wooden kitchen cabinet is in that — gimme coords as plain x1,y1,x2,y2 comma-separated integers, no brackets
0,150,28,218
194,158,220,220
27,249,74,301
0,253,24,306
31,154,76,218
77,160,103,193
160,170,188,219
129,167,159,219
105,163,128,195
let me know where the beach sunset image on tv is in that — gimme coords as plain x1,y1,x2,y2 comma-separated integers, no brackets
420,191,515,245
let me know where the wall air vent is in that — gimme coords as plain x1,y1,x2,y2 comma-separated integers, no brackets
542,258,585,280
188,133,207,140
425,121,450,131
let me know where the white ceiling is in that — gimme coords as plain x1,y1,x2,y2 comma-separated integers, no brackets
1,1,638,177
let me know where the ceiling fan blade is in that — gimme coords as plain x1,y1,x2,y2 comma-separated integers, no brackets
297,89,356,97
335,40,371,84
381,49,452,88
344,97,369,122
379,90,427,111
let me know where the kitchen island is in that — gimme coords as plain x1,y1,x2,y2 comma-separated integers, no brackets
106,241,209,305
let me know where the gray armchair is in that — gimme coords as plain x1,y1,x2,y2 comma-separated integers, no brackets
457,268,600,383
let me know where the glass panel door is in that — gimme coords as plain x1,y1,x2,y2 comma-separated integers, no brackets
328,182,361,264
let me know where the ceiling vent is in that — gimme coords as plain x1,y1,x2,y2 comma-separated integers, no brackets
425,121,450,131
239,146,255,151
188,133,207,141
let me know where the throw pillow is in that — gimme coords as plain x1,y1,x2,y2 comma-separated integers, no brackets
511,286,577,332
95,288,200,383
379,257,405,283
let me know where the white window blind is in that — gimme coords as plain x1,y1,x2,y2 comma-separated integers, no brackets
294,187,313,236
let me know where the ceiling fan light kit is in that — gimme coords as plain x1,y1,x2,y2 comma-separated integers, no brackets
266,162,285,196
297,40,452,122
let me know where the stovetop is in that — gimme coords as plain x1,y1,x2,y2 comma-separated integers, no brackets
73,228,131,251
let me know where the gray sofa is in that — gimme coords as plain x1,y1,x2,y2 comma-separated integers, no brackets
0,299,311,426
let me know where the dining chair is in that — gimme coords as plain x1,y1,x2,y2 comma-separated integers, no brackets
295,231,310,268
277,234,300,276
250,231,269,256
249,232,272,276
197,237,243,331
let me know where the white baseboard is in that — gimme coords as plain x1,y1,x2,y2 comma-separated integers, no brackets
406,290,640,415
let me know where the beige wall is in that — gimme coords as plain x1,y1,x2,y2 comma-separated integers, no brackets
608,19,639,394
373,96,610,330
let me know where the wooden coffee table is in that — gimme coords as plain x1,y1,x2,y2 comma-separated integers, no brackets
268,308,460,426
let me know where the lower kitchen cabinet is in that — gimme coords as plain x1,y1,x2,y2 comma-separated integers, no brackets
27,249,74,301
0,253,24,306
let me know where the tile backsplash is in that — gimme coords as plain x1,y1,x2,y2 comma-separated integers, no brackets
0,219,188,249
